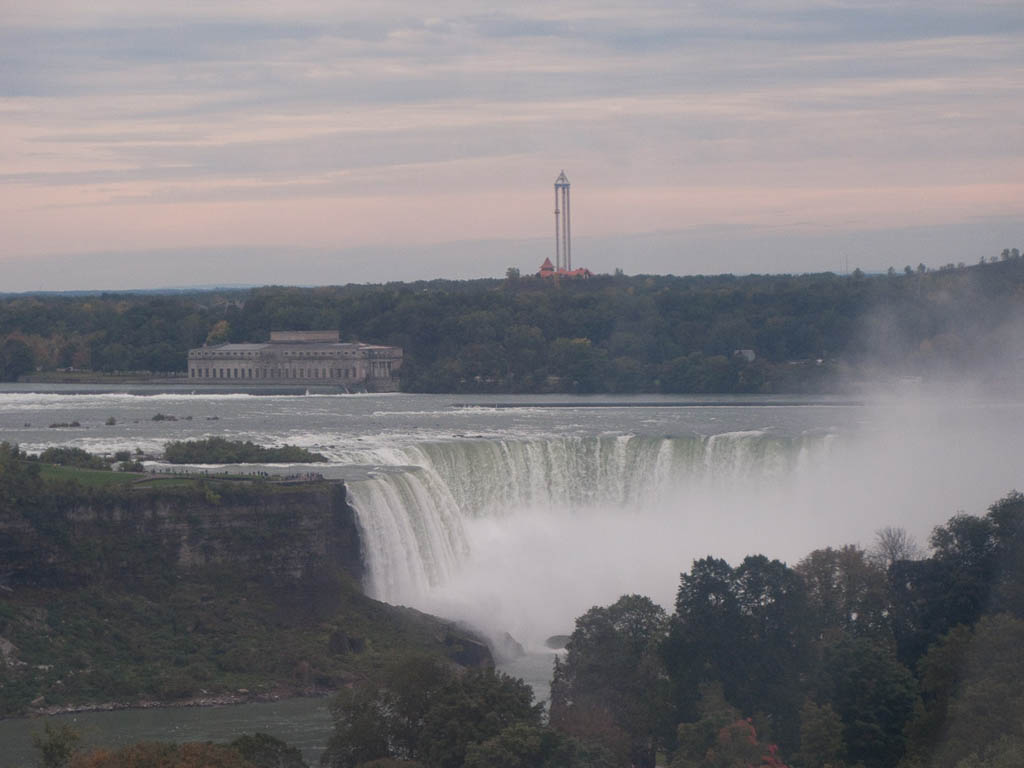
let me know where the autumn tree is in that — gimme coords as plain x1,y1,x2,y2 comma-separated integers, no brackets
796,545,892,643
550,594,670,768
664,556,811,751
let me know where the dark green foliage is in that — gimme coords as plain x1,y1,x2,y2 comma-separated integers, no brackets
39,446,111,470
664,555,811,751
33,722,82,768
671,683,742,767
699,719,789,768
417,670,543,768
163,438,327,464
0,442,44,515
796,545,893,643
538,491,1024,768
229,733,309,768
322,655,542,768
0,452,489,716
6,258,1024,392
0,337,34,381
819,637,915,768
550,594,670,768
0,573,491,717
672,709,789,768
948,736,1024,768
794,700,845,768
463,723,615,768
983,491,1024,616
889,492,1024,666
69,741,256,768
905,614,1024,768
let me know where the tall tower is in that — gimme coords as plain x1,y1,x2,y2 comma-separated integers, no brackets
554,170,571,271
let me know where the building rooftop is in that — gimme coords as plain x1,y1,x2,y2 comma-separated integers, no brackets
209,343,270,351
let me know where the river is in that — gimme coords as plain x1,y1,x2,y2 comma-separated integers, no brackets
1,387,1021,764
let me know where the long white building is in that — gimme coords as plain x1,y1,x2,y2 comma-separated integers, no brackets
187,331,402,391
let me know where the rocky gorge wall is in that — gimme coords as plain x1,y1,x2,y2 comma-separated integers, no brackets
0,480,364,589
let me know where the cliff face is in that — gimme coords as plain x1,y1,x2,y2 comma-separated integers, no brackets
0,480,363,589
0,478,494,717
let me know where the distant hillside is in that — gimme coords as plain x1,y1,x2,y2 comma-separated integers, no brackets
2,257,1022,393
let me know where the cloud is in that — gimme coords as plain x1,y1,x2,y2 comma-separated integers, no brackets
1,1,1022,287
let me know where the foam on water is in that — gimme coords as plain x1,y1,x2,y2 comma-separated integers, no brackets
343,431,837,648
5,390,1023,656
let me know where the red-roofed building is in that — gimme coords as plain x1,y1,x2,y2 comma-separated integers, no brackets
538,259,592,279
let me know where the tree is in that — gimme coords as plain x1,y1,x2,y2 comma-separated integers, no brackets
463,723,615,768
672,683,742,767
820,637,916,768
794,700,845,768
417,669,543,768
33,723,82,768
870,527,921,569
69,742,255,768
905,614,1024,768
665,557,811,751
887,500,1021,665
984,491,1024,616
505,267,521,281
229,734,307,768
0,337,34,381
550,595,670,768
702,719,789,768
548,337,607,393
796,545,892,642
206,320,231,345
951,736,1024,768
322,655,542,768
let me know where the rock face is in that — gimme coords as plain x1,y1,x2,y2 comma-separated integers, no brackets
0,477,497,717
0,481,364,588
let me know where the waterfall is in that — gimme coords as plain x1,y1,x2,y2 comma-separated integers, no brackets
343,431,834,640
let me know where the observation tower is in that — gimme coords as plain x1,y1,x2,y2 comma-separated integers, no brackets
554,170,571,271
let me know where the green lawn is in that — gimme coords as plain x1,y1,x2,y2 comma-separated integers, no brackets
36,463,143,487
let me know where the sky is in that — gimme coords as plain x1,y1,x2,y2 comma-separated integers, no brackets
1,0,1022,291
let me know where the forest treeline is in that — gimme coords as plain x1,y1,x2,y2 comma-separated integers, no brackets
163,438,326,464
310,491,1024,768
2,255,1022,393
541,492,1024,768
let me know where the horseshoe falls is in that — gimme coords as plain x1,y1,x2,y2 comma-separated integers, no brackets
9,388,1017,652
343,431,838,648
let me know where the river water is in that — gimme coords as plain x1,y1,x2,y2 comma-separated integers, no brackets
1,386,1021,764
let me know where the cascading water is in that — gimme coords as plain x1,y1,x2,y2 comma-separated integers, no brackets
343,431,836,648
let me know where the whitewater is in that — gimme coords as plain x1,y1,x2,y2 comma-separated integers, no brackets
2,388,1022,658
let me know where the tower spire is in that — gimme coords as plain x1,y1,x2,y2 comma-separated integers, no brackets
554,170,571,271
